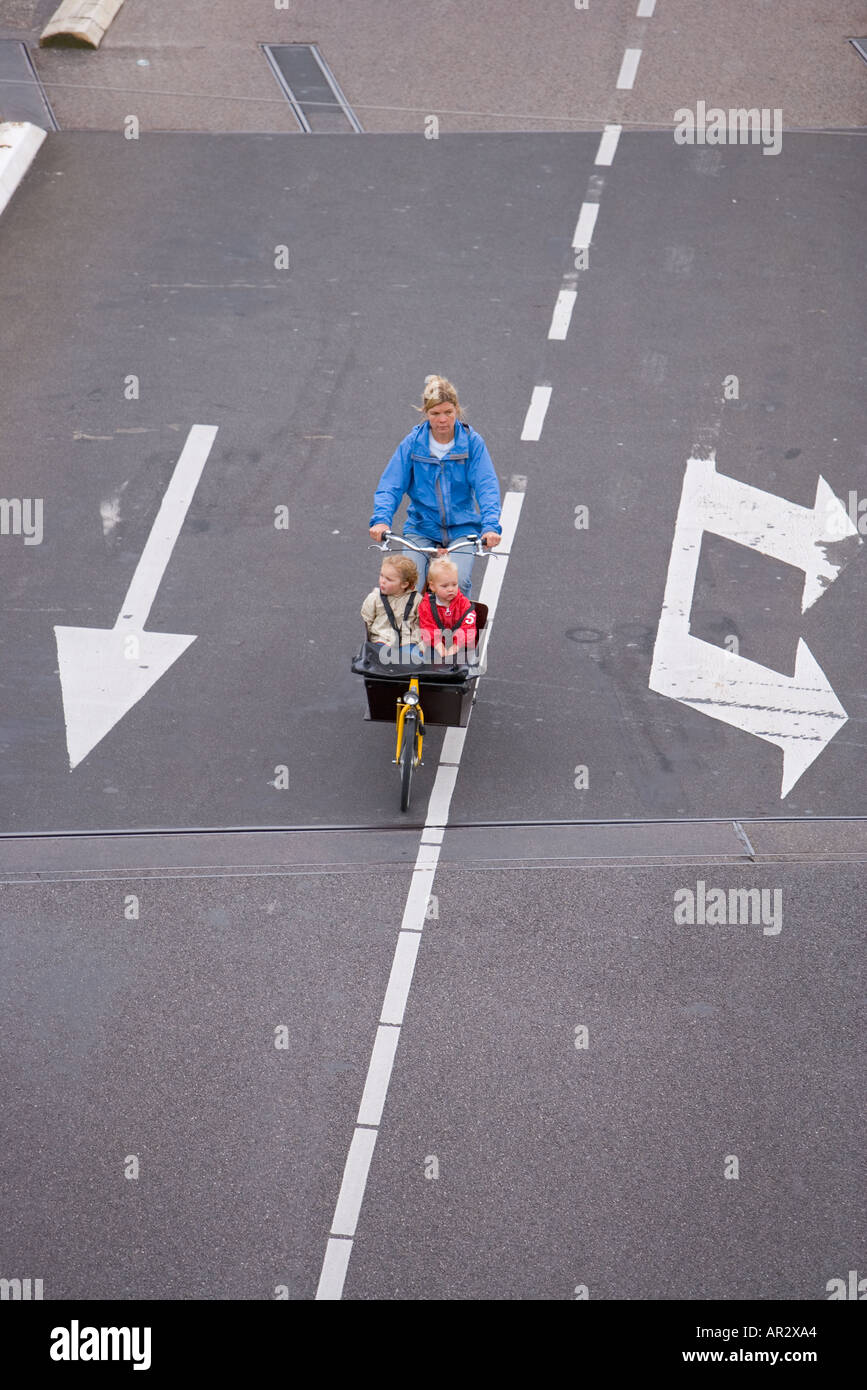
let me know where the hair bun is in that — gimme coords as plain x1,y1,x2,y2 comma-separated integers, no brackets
413,373,461,419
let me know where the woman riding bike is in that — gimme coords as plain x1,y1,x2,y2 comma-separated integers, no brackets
368,374,502,597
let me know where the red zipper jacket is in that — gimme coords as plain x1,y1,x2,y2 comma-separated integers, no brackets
418,591,477,642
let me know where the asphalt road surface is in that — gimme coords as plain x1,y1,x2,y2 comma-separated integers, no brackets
0,131,865,830
0,820,863,1301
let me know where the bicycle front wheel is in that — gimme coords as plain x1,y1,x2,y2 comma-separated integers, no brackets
399,709,417,812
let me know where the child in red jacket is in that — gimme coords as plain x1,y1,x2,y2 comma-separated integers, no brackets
418,557,478,663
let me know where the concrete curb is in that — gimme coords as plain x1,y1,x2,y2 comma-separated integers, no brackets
40,0,126,49
0,121,47,219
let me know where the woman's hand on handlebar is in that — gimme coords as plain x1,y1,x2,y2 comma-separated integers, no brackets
482,531,501,549
370,524,390,542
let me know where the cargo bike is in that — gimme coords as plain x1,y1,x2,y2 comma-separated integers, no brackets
351,532,496,811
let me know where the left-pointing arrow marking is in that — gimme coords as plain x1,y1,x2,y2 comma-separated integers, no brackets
55,424,218,769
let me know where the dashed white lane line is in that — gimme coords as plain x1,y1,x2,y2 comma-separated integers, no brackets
571,200,600,250
548,288,577,340
595,123,622,166
315,488,525,1300
636,0,656,16
616,48,642,89
520,385,553,440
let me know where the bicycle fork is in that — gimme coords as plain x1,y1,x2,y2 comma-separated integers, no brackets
394,679,425,766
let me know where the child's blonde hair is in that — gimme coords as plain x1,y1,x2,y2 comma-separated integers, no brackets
412,373,465,420
426,557,459,590
381,553,418,591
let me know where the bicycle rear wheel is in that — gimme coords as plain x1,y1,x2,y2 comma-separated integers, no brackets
399,709,417,812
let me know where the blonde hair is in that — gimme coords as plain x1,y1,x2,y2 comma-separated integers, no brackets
426,557,459,589
412,373,465,420
381,553,418,590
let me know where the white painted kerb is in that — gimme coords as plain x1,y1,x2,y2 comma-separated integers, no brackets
0,123,47,219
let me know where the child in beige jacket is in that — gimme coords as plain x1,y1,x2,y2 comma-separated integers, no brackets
361,553,423,663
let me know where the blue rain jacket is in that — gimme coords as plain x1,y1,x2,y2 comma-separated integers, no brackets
370,419,502,544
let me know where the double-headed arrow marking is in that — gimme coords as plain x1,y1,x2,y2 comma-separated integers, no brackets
55,424,218,769
650,456,860,798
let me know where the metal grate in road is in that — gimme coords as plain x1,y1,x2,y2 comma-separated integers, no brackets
261,43,363,133
0,40,58,128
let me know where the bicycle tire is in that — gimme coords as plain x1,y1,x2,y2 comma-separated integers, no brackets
399,709,417,812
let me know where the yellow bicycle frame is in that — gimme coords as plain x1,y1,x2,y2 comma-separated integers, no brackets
395,678,424,765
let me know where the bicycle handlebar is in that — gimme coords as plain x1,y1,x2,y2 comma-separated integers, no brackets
369,530,506,558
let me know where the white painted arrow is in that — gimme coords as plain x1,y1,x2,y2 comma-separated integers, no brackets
55,424,218,769
650,455,858,798
651,633,848,800
682,456,858,611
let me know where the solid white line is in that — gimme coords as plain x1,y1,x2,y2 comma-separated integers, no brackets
400,867,436,930
636,0,656,16
520,385,552,441
315,491,524,1300
478,492,523,613
380,930,424,1025
357,1025,402,1126
316,1237,353,1300
329,1125,378,1237
119,424,218,627
595,124,622,166
548,289,577,340
616,48,642,89
415,840,440,869
0,122,46,219
440,727,466,762
425,764,460,826
571,201,599,250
